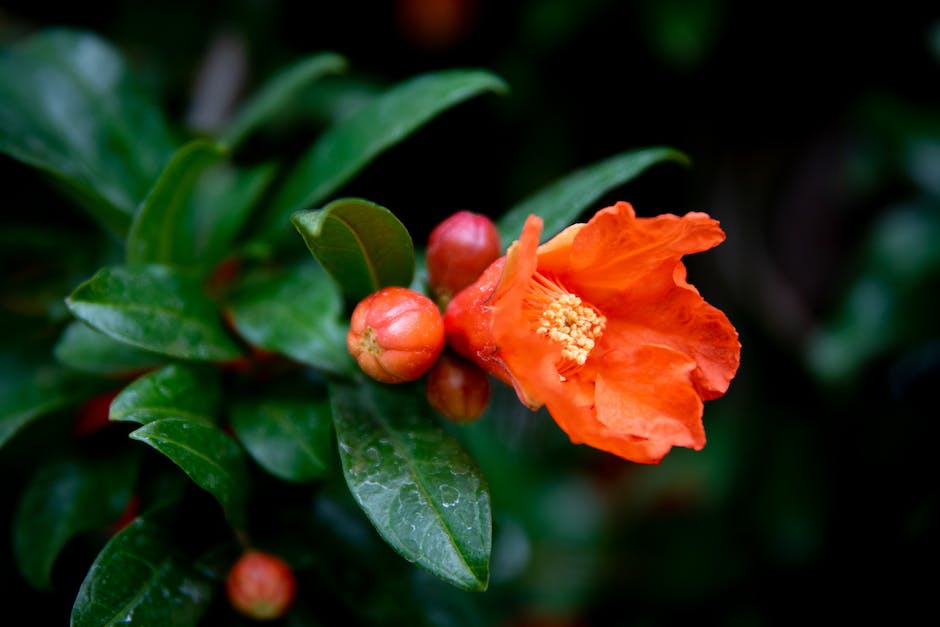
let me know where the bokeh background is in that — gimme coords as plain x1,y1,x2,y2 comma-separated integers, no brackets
2,1,938,625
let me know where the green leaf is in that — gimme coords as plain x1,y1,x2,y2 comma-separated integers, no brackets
54,321,164,376
497,146,690,242
71,517,213,627
230,397,332,482
222,52,347,150
0,355,92,449
226,263,353,375
292,75,382,126
261,69,507,238
292,198,415,302
177,162,277,269
129,418,249,528
13,455,138,590
65,264,242,361
331,381,491,591
110,363,221,425
0,29,176,236
126,139,226,265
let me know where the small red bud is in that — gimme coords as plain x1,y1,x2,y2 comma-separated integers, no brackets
347,286,445,383
426,351,491,423
226,550,296,621
426,210,500,307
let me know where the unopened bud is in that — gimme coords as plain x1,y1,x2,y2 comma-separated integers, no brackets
226,550,296,621
426,351,490,423
427,210,500,307
347,286,445,383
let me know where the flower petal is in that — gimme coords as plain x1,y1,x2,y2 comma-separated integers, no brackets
591,345,705,462
533,222,583,270
488,214,558,408
600,262,740,400
529,344,703,464
494,214,542,301
564,202,726,291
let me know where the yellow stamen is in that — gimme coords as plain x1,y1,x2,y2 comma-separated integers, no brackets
525,273,606,374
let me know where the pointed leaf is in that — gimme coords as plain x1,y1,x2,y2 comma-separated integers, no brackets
497,146,690,242
54,321,164,376
110,363,221,425
230,397,332,482
126,139,227,265
331,381,491,591
261,69,507,238
226,263,353,374
65,264,242,361
0,354,95,449
177,162,277,269
0,29,176,236
13,455,138,590
292,198,414,302
222,52,347,150
130,418,249,528
71,517,213,627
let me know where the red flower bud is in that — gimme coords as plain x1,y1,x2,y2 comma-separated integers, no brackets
347,286,445,383
426,351,490,423
426,210,500,307
226,550,296,621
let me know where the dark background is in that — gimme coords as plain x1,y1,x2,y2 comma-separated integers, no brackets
2,1,938,625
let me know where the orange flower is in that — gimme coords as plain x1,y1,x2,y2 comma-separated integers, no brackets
444,202,740,464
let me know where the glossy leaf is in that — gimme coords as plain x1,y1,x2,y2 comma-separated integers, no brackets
0,355,91,449
497,146,690,242
261,69,507,238
65,264,242,361
54,321,164,376
226,263,353,374
230,397,332,482
13,455,138,590
175,162,277,269
71,517,213,627
130,418,249,528
222,52,347,150
110,363,221,425
331,381,491,591
292,198,415,302
0,29,175,236
126,139,226,265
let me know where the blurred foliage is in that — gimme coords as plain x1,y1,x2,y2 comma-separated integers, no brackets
1,1,939,626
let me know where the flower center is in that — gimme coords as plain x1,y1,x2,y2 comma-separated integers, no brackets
526,273,606,373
